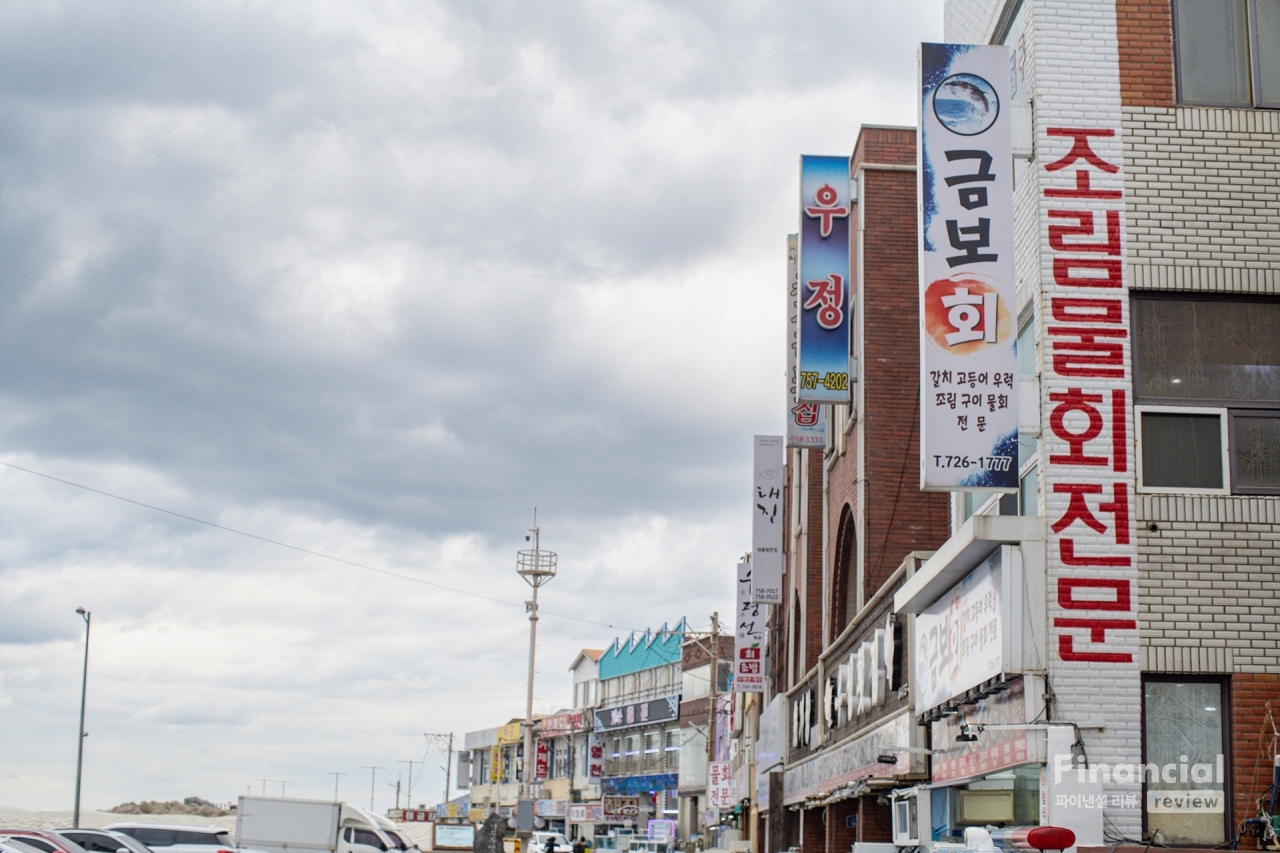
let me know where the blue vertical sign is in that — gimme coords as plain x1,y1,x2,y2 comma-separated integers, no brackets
797,155,852,403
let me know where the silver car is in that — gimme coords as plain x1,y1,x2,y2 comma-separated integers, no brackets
103,826,233,853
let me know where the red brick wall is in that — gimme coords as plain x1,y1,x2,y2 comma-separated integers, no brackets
1231,673,1280,843
830,126,949,609
800,807,825,853
826,801,858,853
805,448,825,670
857,796,893,843
1116,0,1175,106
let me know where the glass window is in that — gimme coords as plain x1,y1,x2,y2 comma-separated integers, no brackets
1259,0,1280,103
1139,411,1225,489
1016,316,1037,376
351,830,386,850
1231,411,1280,491
1175,0,1252,104
1133,296,1280,403
131,831,174,848
1019,464,1038,516
15,841,55,853
1143,679,1228,845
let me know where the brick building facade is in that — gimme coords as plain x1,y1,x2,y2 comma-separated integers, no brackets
764,2,1279,852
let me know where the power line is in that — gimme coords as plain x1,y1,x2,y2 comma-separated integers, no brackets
0,459,634,631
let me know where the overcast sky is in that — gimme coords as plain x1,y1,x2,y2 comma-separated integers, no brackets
0,0,940,812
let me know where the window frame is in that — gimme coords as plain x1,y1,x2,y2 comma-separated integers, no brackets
1173,0,1280,109
1228,408,1280,494
1135,404,1231,495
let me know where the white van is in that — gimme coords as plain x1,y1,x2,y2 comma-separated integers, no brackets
235,797,417,853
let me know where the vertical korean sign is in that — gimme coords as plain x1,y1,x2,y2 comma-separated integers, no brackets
918,44,1018,491
751,435,783,603
787,234,828,447
735,561,765,692
797,156,851,403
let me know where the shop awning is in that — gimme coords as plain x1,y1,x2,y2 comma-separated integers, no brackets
894,515,1044,614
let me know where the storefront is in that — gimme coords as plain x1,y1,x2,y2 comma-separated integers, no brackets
596,695,682,833
892,517,1069,848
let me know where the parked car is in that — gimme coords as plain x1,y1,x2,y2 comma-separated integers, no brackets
530,833,571,853
56,829,153,853
0,832,87,853
1,840,52,853
103,826,233,853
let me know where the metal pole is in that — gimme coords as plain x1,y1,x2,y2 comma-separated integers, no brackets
706,612,719,767
522,580,539,801
73,608,91,829
398,761,415,809
363,766,384,811
330,772,348,801
443,734,453,809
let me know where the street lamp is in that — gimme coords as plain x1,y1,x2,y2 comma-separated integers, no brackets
517,514,556,807
73,607,91,828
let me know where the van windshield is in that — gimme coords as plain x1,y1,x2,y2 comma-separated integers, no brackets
381,833,410,851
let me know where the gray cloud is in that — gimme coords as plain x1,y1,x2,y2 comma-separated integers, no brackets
0,0,941,810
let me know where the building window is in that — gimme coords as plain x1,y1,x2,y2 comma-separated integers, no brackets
1231,410,1280,492
1174,0,1280,107
1137,406,1230,493
1133,294,1280,494
1142,677,1229,845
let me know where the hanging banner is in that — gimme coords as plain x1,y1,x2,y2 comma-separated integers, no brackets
708,761,735,809
751,435,783,603
797,155,852,403
735,561,766,692
918,43,1018,491
535,738,550,780
587,732,604,778
787,233,828,447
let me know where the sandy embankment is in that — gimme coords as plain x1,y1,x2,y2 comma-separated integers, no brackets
0,808,238,831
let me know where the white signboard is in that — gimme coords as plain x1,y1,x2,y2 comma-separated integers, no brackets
918,43,1018,491
734,561,766,692
914,548,1003,712
433,824,475,851
787,234,828,448
751,435,784,603
708,760,735,809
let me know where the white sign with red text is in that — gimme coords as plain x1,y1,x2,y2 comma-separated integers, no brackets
735,561,766,691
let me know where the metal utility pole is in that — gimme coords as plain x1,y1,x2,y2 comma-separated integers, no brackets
425,732,457,808
362,766,385,811
442,733,454,808
329,772,348,801
72,608,91,829
706,612,720,769
259,779,271,796
397,761,415,809
517,512,557,803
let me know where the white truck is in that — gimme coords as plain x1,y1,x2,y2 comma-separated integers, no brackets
235,797,418,853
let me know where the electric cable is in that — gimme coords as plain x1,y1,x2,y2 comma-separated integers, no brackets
0,458,635,631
